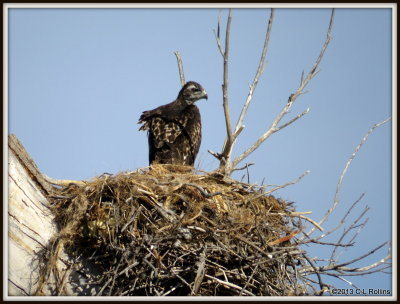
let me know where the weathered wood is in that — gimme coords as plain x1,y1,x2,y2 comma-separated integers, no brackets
7,134,99,296
8,134,54,195
8,135,56,295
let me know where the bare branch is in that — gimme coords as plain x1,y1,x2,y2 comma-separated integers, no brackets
182,183,223,198
174,51,185,86
299,242,390,275
329,205,370,263
42,173,86,186
205,274,255,296
218,9,275,173
213,9,224,57
276,107,310,131
221,9,234,167
233,8,275,136
191,247,206,295
307,116,392,237
231,162,255,172
302,253,328,295
207,149,223,160
301,193,366,242
264,170,310,195
334,242,388,269
230,9,335,172
213,29,225,57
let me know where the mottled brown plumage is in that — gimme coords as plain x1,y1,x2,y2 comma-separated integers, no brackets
138,81,208,166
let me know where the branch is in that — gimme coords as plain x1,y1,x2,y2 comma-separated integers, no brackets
276,107,310,131
205,274,255,296
218,9,275,173
42,173,86,187
329,205,370,263
306,116,392,237
264,170,310,195
230,9,335,172
300,193,365,243
221,9,234,167
234,8,274,137
299,242,391,278
174,51,185,86
213,9,224,57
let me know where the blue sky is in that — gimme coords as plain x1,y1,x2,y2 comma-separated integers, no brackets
7,6,393,294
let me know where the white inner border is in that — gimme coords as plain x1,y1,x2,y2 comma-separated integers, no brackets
3,3,397,302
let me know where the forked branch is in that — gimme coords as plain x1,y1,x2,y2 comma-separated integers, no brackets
210,9,335,176
305,116,392,238
229,9,335,173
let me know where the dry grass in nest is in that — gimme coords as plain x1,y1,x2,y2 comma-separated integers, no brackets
39,164,308,296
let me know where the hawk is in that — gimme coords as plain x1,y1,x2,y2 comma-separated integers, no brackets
138,81,208,166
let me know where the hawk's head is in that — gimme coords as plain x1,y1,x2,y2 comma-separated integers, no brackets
178,81,208,105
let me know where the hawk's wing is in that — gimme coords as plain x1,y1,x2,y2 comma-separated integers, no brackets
147,117,183,148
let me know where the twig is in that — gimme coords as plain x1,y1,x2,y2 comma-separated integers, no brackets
192,247,207,295
276,108,310,131
174,51,185,86
329,205,370,263
307,116,392,237
301,193,365,242
239,264,258,296
234,8,275,137
231,162,255,172
302,253,327,296
299,242,390,274
218,9,275,173
183,183,222,198
281,213,323,232
230,9,336,173
121,205,143,233
205,274,255,296
333,242,388,269
264,170,310,195
213,9,224,57
42,173,86,187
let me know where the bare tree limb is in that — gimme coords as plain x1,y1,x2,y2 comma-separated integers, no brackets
234,8,274,138
276,107,310,131
329,205,370,263
306,116,392,237
213,9,224,57
174,51,185,86
264,170,310,195
229,9,336,173
217,9,275,174
221,9,234,168
300,193,366,243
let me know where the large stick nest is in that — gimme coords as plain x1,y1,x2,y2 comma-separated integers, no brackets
40,164,309,296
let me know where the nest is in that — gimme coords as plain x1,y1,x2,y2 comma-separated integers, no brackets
39,164,309,296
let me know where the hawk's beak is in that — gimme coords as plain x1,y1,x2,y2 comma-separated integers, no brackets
201,90,208,100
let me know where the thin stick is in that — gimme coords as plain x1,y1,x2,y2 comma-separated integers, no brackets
213,9,224,57
42,173,86,187
230,9,335,172
264,170,310,195
174,51,185,86
205,274,255,296
220,9,275,170
192,247,207,295
307,117,391,237
234,8,275,137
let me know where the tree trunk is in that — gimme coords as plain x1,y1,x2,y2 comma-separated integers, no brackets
7,134,99,296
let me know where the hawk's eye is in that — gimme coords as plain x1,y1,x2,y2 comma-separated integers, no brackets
191,87,199,92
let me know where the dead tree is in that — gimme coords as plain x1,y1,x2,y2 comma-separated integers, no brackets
174,8,391,295
7,8,391,297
